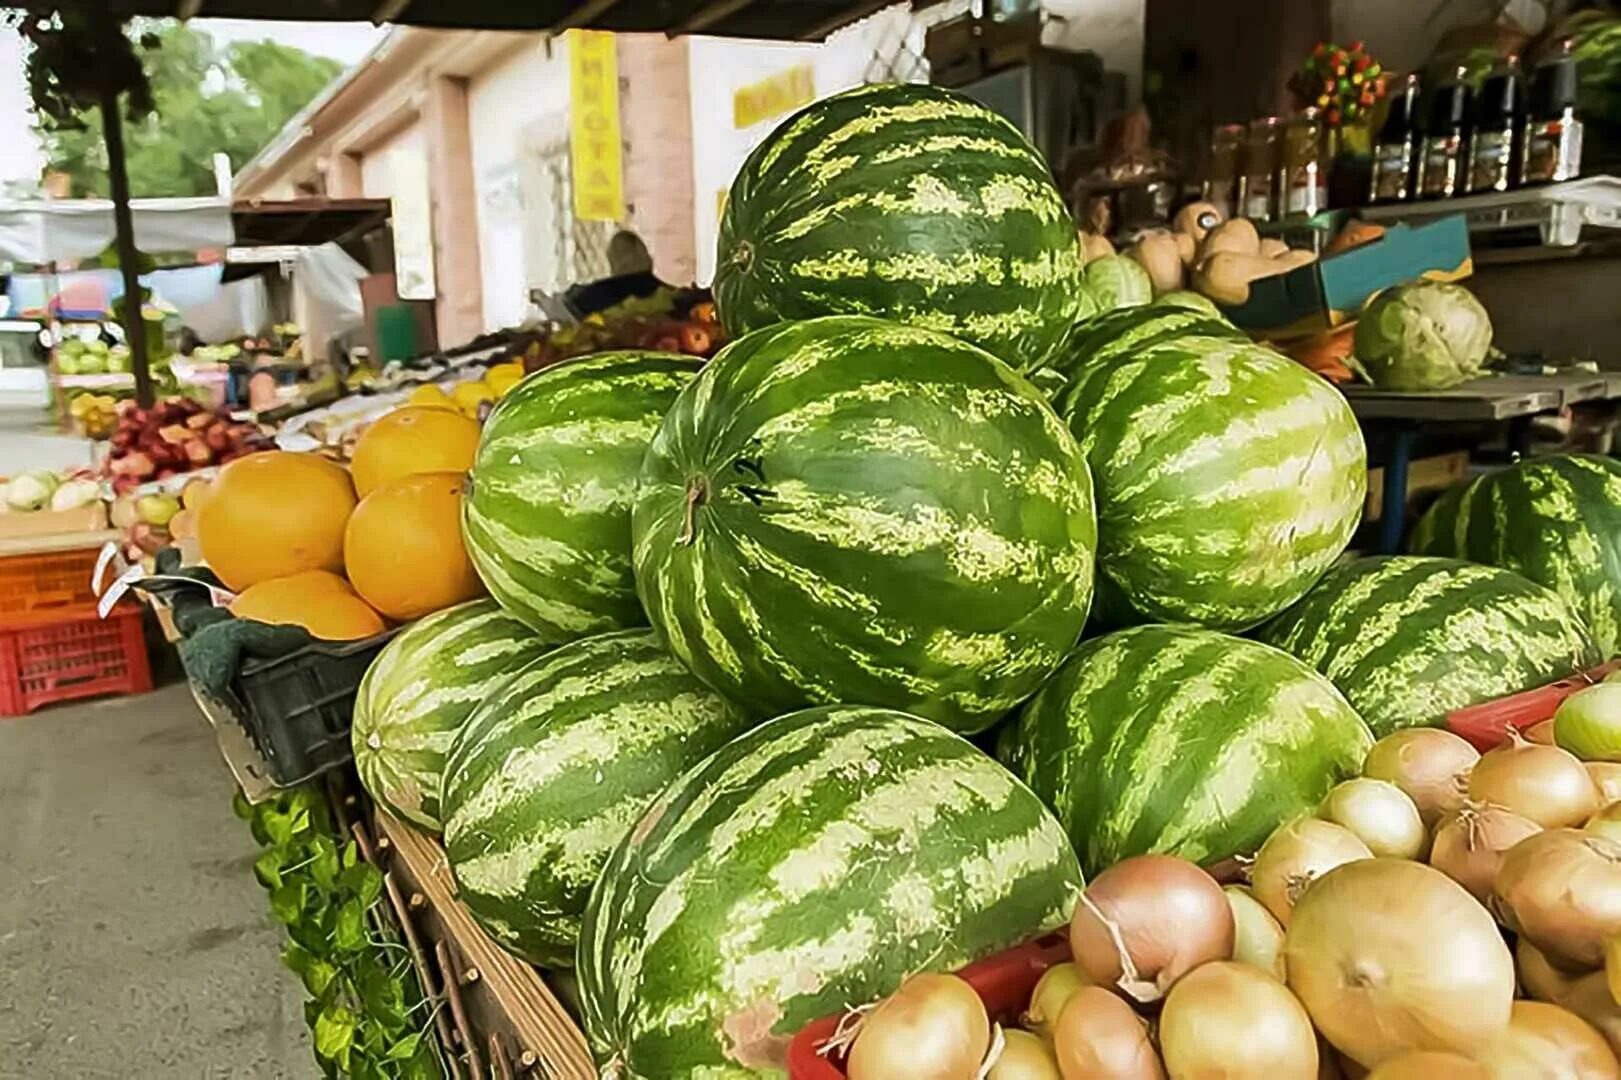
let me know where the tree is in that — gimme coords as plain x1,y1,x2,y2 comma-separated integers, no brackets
34,20,342,198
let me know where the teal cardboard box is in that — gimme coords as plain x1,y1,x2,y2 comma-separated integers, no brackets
1220,215,1473,340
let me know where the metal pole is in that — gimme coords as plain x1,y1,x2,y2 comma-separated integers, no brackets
96,21,153,409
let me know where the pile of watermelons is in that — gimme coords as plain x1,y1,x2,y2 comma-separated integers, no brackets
347,83,1619,1078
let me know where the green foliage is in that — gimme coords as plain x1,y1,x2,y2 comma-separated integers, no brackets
239,787,445,1080
32,19,341,197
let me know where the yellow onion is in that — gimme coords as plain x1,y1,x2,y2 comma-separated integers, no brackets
1516,937,1582,1002
1225,885,1286,980
1022,963,1089,1040
1427,804,1541,904
1159,961,1318,1079
1052,986,1164,1080
1494,829,1621,969
1468,735,1599,828
1250,818,1372,927
1068,855,1233,1003
847,973,989,1080
1362,729,1479,828
1609,936,1621,1012
1320,778,1427,859
1554,968,1621,1055
1526,719,1559,745
1475,1000,1620,1078
1592,763,1621,803
1590,801,1621,844
1283,858,1515,1068
1363,1052,1486,1079
1554,683,1621,762
987,1029,1061,1080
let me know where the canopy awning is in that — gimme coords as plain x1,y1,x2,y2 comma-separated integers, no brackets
0,196,235,266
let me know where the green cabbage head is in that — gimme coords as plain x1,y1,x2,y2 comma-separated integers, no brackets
1353,281,1493,391
1081,255,1152,314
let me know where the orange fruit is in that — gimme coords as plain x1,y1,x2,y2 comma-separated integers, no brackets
197,451,357,591
344,471,484,621
229,570,386,641
350,406,481,497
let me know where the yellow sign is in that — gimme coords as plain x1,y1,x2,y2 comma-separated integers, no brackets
569,30,624,222
733,64,815,130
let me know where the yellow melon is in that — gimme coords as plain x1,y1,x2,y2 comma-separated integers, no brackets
349,406,480,497
229,570,386,641
197,451,357,591
344,471,484,622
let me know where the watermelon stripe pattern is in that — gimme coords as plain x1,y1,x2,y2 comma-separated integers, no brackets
632,315,1096,733
715,82,1083,372
352,599,553,833
440,629,751,967
1050,305,1245,391
1409,453,1621,656
1059,334,1366,630
462,351,702,640
1000,625,1373,876
579,706,1084,1079
1256,556,1601,737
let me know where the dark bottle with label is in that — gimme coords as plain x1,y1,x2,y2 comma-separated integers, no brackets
1469,59,1523,193
1419,68,1472,198
1521,39,1584,185
1371,73,1421,202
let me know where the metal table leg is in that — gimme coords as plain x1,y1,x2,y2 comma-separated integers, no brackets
1378,425,1418,554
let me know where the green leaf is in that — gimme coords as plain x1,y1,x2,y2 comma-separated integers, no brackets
386,1033,423,1061
231,790,254,820
341,862,385,909
342,840,359,869
334,898,367,952
253,849,283,890
401,1037,444,1080
349,1053,385,1080
300,957,338,998
358,964,408,1035
280,943,311,976
310,836,341,892
313,1003,356,1063
269,882,305,925
288,806,313,838
261,808,294,847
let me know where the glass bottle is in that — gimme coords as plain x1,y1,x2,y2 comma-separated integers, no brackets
1418,68,1472,199
1521,39,1584,185
1239,117,1282,221
1203,123,1244,218
1371,73,1421,202
1281,108,1328,218
1469,58,1523,193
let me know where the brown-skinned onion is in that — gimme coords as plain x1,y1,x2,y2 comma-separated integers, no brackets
1427,804,1541,904
1468,735,1599,828
847,972,989,1080
1592,763,1621,803
1225,885,1287,980
1250,817,1372,927
1363,1052,1486,1079
1159,961,1318,1079
1589,801,1621,844
1022,963,1089,1040
1494,829,1621,969
986,1029,1061,1080
1474,1000,1620,1078
1052,986,1164,1080
1516,937,1582,1002
1362,729,1479,828
1320,778,1426,859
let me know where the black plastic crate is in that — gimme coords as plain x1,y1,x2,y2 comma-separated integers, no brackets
225,632,395,787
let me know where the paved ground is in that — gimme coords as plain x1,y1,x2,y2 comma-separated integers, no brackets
0,683,313,1078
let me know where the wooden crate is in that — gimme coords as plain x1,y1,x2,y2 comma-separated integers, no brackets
1364,451,1469,523
0,503,109,541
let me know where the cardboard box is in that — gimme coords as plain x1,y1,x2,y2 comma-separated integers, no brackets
1221,215,1473,341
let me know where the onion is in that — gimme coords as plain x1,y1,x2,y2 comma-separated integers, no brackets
1022,963,1089,1040
1526,719,1559,745
1555,683,1621,762
1589,801,1621,844
1283,858,1515,1068
1609,936,1621,1014
1516,937,1582,1002
1250,818,1372,927
1051,986,1165,1080
1362,1052,1486,1079
1159,961,1318,1079
1494,828,1621,969
1068,854,1233,1003
986,1029,1061,1080
1553,969,1621,1056
1320,778,1427,859
847,973,990,1080
1475,1000,1620,1079
1362,728,1479,828
1593,763,1621,803
1427,804,1541,904
1468,734,1599,828
1225,885,1286,980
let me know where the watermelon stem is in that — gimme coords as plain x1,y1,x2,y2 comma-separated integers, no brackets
677,478,708,546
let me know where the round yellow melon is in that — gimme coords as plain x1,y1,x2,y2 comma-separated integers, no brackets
350,406,480,497
229,570,386,641
197,451,357,591
344,471,484,621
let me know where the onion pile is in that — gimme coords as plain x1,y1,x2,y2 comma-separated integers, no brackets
1159,961,1318,1079
1589,800,1621,843
1474,1001,1621,1078
1363,1052,1487,1079
1427,804,1541,904
1250,817,1372,926
1069,855,1233,1002
1592,763,1621,803
1493,828,1621,969
1554,683,1621,763
1021,963,1088,1040
1224,885,1287,980
846,972,990,1080
1320,778,1427,859
1467,735,1599,828
986,1029,1061,1080
1362,729,1478,828
1052,986,1163,1080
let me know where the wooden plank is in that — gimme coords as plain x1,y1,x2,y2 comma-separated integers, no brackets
1341,379,1559,421
375,809,595,1080
0,526,118,555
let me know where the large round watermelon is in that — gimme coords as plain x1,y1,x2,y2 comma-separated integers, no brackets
714,83,1082,372
1256,556,1601,737
462,351,700,639
1051,304,1245,387
1060,333,1366,630
999,625,1373,876
1410,453,1621,655
352,599,554,833
631,316,1096,733
440,629,751,966
579,705,1084,1078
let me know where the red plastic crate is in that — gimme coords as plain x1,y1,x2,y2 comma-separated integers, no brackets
0,604,153,716
1446,659,1620,751
787,935,1071,1079
0,546,103,617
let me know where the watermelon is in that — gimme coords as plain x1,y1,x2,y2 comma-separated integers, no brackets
1079,254,1152,313
462,351,701,639
1410,453,1621,655
1051,304,1246,388
1059,332,1365,630
1256,556,1601,737
440,628,751,966
351,598,554,833
714,82,1082,372
579,705,1084,1078
1153,290,1222,316
999,625,1374,876
631,315,1096,733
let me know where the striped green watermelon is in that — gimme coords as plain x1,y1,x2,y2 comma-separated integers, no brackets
999,625,1373,876
631,315,1096,734
1256,556,1601,737
1079,254,1152,313
579,705,1084,1078
440,629,751,967
1060,333,1366,630
1051,304,1245,388
714,83,1082,372
1409,454,1621,655
462,351,700,640
352,599,554,833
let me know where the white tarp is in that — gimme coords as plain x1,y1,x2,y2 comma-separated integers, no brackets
0,197,235,265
